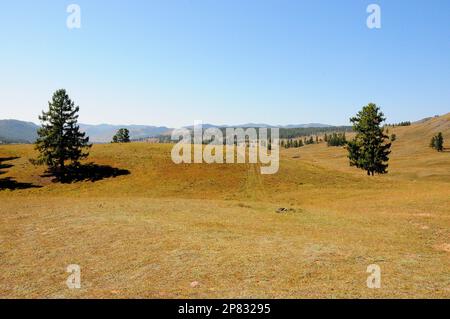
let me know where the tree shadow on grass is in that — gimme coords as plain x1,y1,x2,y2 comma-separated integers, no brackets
0,163,13,171
0,156,20,162
0,157,19,173
43,163,131,184
0,177,42,190
0,157,42,190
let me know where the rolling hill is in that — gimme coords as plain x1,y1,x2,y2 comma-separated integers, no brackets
0,112,449,298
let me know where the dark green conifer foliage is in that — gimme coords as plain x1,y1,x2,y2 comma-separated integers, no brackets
430,136,436,148
327,132,347,147
298,139,304,147
430,133,444,151
112,128,131,143
435,132,444,152
347,103,391,176
34,89,91,176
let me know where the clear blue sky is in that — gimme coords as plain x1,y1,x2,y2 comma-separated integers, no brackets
0,0,449,127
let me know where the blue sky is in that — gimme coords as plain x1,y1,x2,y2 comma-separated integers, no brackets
0,0,449,127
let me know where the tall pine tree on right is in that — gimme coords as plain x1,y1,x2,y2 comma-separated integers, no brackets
347,103,392,176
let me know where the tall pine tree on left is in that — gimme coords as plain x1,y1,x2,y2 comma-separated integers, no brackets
33,89,91,179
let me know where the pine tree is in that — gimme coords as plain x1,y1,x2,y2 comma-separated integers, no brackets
430,136,436,148
121,128,130,143
435,132,444,152
112,128,131,143
324,133,328,142
34,89,91,176
299,139,304,147
430,133,444,151
327,132,347,147
347,103,391,176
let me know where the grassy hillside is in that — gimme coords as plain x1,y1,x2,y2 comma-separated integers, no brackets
300,113,450,181
0,114,449,298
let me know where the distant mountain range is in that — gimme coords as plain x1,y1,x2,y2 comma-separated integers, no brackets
0,120,39,144
0,119,333,144
78,124,171,143
0,120,172,144
184,123,332,129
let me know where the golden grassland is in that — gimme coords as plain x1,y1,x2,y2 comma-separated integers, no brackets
0,114,449,298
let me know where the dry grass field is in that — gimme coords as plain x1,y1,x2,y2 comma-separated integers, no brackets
1,114,449,298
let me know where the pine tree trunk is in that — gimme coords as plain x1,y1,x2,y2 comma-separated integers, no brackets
59,158,65,177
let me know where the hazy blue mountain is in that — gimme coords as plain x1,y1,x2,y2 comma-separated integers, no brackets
282,123,332,128
0,120,171,144
78,124,172,143
235,123,332,128
0,120,39,143
183,123,332,129
0,119,333,144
